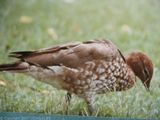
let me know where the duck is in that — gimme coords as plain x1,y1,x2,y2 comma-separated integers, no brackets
0,39,153,115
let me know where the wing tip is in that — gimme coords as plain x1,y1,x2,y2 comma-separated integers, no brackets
9,51,34,58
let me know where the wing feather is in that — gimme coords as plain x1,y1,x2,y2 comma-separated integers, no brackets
9,39,122,68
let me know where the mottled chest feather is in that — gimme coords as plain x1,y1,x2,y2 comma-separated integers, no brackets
62,57,135,95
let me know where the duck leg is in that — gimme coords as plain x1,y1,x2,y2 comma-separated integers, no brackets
83,93,96,116
64,92,72,114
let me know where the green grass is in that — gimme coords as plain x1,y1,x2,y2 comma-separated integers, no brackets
0,0,160,118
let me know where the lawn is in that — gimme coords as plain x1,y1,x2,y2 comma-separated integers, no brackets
0,0,160,118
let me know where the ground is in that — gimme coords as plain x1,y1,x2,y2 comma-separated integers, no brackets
0,0,160,118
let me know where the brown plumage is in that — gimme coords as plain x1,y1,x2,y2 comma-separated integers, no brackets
0,39,153,114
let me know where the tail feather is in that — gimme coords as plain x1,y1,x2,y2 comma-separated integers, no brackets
0,62,29,72
9,51,34,58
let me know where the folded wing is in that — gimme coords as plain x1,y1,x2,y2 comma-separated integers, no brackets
9,39,122,68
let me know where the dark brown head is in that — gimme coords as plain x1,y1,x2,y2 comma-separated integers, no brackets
126,51,153,91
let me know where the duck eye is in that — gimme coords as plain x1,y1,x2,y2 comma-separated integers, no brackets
140,58,149,79
144,66,149,79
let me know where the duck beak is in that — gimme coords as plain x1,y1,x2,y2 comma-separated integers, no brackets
144,84,152,95
143,78,150,92
145,86,150,92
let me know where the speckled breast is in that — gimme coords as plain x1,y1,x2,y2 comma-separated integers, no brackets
62,57,136,95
